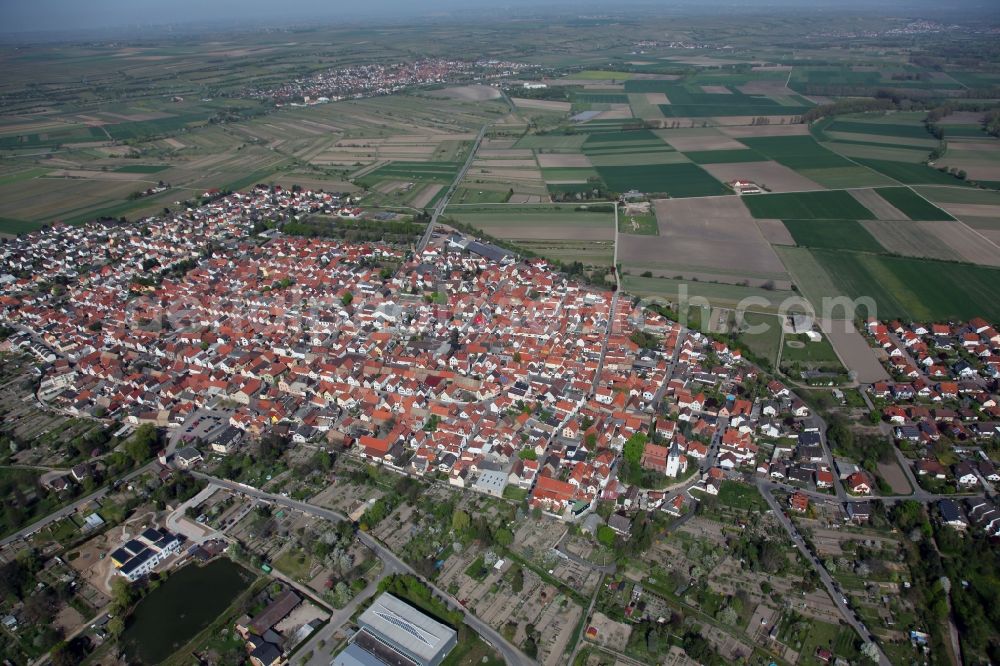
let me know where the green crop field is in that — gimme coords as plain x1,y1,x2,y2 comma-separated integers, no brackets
854,158,972,186
0,217,44,235
873,187,955,221
811,249,1000,321
741,190,874,220
740,136,856,170
572,70,637,80
114,164,169,174
621,275,795,310
623,81,811,117
825,120,934,140
357,161,462,185
782,219,885,252
574,93,630,105
685,149,766,164
596,162,728,197
513,135,588,150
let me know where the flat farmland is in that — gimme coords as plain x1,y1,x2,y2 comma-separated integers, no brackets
685,149,767,164
854,158,973,186
739,135,856,170
660,134,749,152
860,220,966,260
740,190,875,220
811,249,1000,321
824,119,936,141
700,161,824,192
623,81,812,117
916,186,1000,206
872,187,954,221
446,205,614,241
356,161,461,186
782,219,885,252
597,162,728,197
619,196,789,283
511,98,573,113
514,134,588,150
824,141,933,164
737,135,891,188
848,188,908,220
621,275,796,310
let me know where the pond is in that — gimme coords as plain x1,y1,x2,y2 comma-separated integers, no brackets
121,558,255,664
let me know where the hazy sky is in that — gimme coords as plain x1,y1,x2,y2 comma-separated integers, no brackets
1,0,994,35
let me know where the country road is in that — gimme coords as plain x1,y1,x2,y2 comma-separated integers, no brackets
193,473,536,666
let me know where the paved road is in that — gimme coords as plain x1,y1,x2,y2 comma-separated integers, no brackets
760,478,980,506
299,569,393,666
0,461,155,549
416,123,490,255
194,474,536,666
756,481,891,666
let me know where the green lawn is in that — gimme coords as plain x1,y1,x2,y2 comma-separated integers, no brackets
781,334,842,366
272,548,314,581
741,191,875,220
737,311,783,367
873,186,955,221
619,212,658,235
781,219,884,252
716,481,769,512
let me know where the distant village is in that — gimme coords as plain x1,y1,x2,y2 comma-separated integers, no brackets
241,58,534,105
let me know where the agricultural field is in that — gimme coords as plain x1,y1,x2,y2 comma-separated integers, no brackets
808,249,1000,321
781,219,884,252
738,135,892,188
622,81,812,118
853,158,973,186
621,275,797,311
741,190,875,220
618,196,790,287
598,162,728,197
446,204,615,266
871,187,954,221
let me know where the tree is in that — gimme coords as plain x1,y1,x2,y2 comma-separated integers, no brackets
495,528,513,548
451,509,470,533
107,616,125,638
510,565,524,593
623,433,647,466
860,641,880,662
125,424,158,464
341,292,353,307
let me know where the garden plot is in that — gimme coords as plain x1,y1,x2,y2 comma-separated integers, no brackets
701,161,824,192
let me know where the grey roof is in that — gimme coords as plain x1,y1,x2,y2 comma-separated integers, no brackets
357,593,456,665
332,643,392,666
